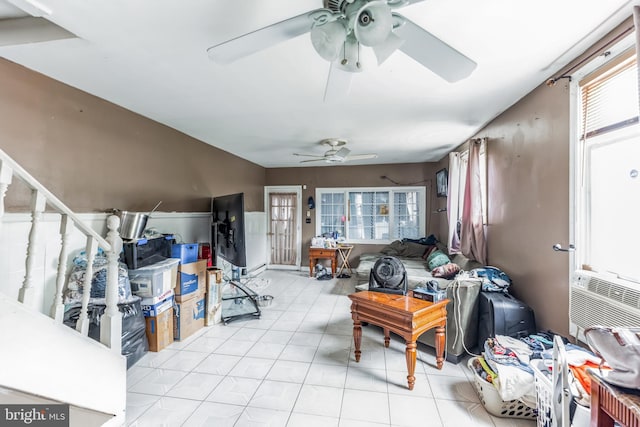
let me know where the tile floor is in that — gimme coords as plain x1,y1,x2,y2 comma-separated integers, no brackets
126,270,536,427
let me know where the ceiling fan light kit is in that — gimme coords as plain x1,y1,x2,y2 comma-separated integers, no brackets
207,0,477,85
293,138,378,164
310,20,347,61
351,1,393,47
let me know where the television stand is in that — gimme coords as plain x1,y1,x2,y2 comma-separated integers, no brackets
221,280,261,324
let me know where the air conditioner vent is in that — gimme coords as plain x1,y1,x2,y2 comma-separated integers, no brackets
570,270,640,340
570,287,640,329
585,275,640,309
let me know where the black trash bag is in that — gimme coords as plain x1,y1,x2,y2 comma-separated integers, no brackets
63,296,148,369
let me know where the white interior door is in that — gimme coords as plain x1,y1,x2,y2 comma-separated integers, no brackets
265,186,302,269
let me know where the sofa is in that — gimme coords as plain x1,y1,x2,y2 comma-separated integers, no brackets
354,240,483,363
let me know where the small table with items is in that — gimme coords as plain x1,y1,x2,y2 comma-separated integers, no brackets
589,369,640,427
336,244,354,277
308,247,337,277
348,290,449,390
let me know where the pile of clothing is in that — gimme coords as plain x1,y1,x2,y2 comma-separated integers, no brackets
476,332,603,411
480,334,538,407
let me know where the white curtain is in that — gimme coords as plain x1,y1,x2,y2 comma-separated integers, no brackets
446,152,462,254
460,140,487,264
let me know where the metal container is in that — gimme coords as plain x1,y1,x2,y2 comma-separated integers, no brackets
118,211,149,240
255,295,273,308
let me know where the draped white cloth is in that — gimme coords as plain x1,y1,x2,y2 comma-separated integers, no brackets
460,140,487,264
446,152,462,254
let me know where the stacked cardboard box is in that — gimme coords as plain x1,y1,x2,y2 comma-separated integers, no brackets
205,268,223,326
173,259,207,340
145,307,174,352
140,289,175,352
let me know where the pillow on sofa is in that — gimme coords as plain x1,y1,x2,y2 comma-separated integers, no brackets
427,250,451,270
431,262,461,279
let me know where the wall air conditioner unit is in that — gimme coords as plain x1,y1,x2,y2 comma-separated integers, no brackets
569,269,640,343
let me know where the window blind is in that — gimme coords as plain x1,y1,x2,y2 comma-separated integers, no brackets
580,51,639,139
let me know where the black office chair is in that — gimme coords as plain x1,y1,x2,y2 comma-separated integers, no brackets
369,256,408,295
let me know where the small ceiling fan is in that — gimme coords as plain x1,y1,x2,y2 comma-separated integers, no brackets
207,0,477,99
294,139,378,164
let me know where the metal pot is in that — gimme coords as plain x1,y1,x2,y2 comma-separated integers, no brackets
113,201,162,240
117,211,149,240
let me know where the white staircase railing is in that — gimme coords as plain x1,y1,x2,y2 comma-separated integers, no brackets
0,148,123,354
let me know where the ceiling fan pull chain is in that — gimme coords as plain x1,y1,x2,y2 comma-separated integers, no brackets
356,42,361,69
341,41,348,65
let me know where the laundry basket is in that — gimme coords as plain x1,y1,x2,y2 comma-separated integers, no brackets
531,359,554,427
468,357,537,420
531,336,589,427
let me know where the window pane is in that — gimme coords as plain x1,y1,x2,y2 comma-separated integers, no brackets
588,134,640,280
349,191,390,240
316,187,425,243
319,192,345,237
394,191,420,239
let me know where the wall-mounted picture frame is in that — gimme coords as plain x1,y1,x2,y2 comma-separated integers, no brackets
436,168,448,198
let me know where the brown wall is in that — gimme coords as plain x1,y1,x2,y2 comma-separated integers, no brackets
478,81,571,336
436,19,633,336
266,162,443,264
0,59,266,213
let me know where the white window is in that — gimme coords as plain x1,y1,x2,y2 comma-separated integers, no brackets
316,187,426,244
575,48,640,283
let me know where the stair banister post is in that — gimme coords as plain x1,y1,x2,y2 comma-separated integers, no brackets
18,189,46,308
50,214,74,322
76,236,98,336
100,214,123,354
0,159,12,234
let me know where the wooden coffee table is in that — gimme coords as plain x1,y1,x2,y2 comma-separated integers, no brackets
348,291,449,390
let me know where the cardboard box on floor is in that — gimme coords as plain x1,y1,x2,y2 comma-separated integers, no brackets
145,307,174,352
173,289,205,341
205,268,223,326
175,259,207,297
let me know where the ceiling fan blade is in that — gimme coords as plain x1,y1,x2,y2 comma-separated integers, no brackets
372,31,404,65
345,154,378,161
323,62,353,102
207,8,332,64
386,0,427,8
293,153,325,158
334,147,351,159
392,14,477,82
300,158,327,163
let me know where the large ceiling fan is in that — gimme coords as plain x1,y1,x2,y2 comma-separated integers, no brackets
207,0,477,98
294,139,377,164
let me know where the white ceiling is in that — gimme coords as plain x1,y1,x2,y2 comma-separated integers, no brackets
0,0,634,167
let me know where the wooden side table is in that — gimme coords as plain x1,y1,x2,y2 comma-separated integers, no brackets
589,370,640,427
309,247,337,277
348,291,448,390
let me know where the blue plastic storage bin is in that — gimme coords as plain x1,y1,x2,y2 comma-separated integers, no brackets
171,243,198,264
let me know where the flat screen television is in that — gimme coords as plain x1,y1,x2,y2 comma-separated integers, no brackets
211,192,247,268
